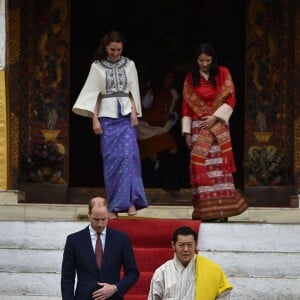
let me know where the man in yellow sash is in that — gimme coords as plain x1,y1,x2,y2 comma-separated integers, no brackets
148,226,232,300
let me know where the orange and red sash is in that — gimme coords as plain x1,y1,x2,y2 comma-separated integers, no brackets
183,73,236,185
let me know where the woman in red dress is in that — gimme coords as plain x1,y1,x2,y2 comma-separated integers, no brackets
181,43,248,221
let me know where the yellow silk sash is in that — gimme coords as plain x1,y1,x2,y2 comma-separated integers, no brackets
195,255,233,300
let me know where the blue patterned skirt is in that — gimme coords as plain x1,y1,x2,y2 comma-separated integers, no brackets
100,115,148,212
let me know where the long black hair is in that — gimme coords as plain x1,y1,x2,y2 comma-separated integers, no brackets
190,42,219,88
93,30,126,62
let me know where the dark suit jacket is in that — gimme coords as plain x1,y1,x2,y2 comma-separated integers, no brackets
61,226,139,300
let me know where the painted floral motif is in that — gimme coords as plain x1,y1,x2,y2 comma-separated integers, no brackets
27,141,65,183
246,145,286,186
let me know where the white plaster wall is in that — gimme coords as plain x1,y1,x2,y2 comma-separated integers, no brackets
0,0,5,70
0,221,300,299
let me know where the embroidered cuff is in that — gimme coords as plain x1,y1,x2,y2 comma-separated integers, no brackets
213,103,233,123
182,116,192,134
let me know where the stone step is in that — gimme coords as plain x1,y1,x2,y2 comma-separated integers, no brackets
0,249,299,278
0,275,299,300
1,222,299,252
0,203,300,223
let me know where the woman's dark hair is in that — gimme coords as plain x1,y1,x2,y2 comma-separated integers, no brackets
191,42,219,88
172,226,198,243
93,30,126,61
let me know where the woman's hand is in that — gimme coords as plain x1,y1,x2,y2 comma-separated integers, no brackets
130,110,138,127
129,94,138,127
200,115,217,129
185,133,192,150
92,116,103,135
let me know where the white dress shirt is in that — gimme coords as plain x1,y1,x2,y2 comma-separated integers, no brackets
89,225,106,252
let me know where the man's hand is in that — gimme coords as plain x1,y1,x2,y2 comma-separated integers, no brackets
92,282,117,300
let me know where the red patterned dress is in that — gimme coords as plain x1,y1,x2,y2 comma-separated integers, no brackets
182,66,248,220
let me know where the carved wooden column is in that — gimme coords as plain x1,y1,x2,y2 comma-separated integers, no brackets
0,0,7,190
245,0,297,206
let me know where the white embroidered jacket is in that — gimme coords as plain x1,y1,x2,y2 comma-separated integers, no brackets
72,57,142,118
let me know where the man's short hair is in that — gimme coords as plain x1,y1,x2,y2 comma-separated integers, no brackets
172,226,198,243
88,197,108,214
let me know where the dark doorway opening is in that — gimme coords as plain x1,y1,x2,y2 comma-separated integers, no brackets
69,1,245,189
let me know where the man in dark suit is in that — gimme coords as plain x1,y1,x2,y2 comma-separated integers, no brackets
61,197,139,300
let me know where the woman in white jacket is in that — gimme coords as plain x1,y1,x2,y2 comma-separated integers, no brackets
73,30,148,218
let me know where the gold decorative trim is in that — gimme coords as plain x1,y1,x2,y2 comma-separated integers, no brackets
294,119,300,173
0,70,7,189
9,113,19,170
7,8,20,64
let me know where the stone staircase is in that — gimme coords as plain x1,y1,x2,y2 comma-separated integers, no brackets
0,206,300,299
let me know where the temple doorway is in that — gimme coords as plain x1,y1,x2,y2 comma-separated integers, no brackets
69,0,246,189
